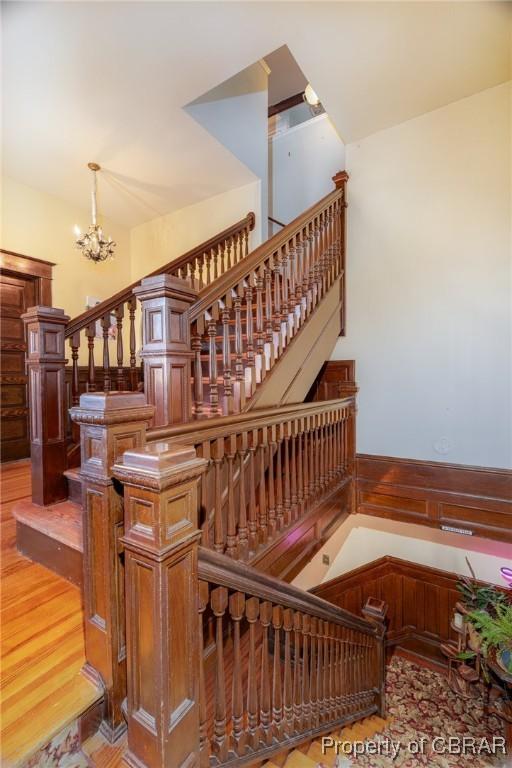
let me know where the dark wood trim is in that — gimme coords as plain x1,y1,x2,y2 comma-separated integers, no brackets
356,454,512,543
268,215,286,229
268,92,304,118
307,360,357,402
0,249,54,305
311,555,496,666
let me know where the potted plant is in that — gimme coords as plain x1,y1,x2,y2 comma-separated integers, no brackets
468,603,512,675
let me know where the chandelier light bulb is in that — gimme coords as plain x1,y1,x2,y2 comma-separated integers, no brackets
75,162,116,263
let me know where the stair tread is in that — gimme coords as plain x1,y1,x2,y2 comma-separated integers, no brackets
284,749,318,768
13,499,83,552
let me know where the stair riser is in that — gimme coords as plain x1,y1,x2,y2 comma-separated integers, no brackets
16,520,83,587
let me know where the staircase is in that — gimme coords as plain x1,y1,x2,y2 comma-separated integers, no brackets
9,170,390,768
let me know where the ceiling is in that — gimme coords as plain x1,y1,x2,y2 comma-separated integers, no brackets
3,2,510,229
265,46,308,107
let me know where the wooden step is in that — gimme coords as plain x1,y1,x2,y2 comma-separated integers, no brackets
64,467,83,505
13,499,84,587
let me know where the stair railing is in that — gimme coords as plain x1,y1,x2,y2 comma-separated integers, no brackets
186,172,348,417
146,396,356,563
23,213,254,505
65,212,255,403
112,437,387,768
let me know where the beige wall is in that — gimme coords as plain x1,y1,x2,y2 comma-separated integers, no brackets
333,82,511,469
130,180,262,281
1,175,131,320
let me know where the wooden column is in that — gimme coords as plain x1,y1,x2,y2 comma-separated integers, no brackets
113,441,208,768
21,306,69,506
70,392,155,742
362,597,388,718
133,274,197,427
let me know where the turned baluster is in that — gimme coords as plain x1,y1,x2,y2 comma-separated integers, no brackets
255,270,265,377
283,608,294,736
275,433,284,530
297,427,304,517
229,592,246,755
323,622,330,723
301,615,311,730
264,267,274,369
272,606,284,740
247,433,258,552
225,436,237,557
303,426,310,508
192,321,204,417
319,421,326,492
292,612,302,733
227,236,234,270
258,433,268,545
221,302,233,409
340,632,348,716
267,426,277,538
198,581,209,767
207,309,220,414
213,438,225,553
310,422,318,496
246,224,252,258
283,430,291,525
294,237,304,326
246,597,260,750
85,322,96,391
281,247,290,345
272,256,283,357
260,601,273,746
237,435,249,558
199,441,212,548
301,228,311,315
101,313,111,391
316,619,324,725
335,625,343,719
307,223,317,313
114,304,124,390
328,625,336,718
245,282,256,394
313,217,323,301
211,587,229,761
70,332,80,406
233,288,244,386
310,617,318,728
290,425,298,521
128,297,138,391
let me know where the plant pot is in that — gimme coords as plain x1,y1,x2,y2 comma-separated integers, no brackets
497,648,512,675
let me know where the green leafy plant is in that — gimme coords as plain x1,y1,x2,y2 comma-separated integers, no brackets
456,558,509,613
468,603,512,673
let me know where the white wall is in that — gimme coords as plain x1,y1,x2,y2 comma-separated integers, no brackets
333,83,511,469
130,180,261,281
293,514,512,591
269,113,345,231
185,62,268,240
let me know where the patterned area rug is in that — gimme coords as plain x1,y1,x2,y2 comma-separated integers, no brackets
345,655,509,768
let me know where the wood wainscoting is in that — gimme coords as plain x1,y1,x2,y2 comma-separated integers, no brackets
312,556,465,666
356,454,512,543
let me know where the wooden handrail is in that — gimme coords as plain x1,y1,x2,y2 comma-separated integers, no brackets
65,211,255,338
147,396,354,443
190,188,340,324
198,547,377,635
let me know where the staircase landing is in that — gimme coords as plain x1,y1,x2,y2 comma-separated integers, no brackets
0,461,101,768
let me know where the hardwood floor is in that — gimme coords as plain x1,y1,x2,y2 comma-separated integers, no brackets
0,460,102,767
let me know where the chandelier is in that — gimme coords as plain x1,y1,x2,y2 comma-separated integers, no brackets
75,162,116,263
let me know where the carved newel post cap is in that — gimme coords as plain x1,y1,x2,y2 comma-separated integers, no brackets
70,391,155,425
21,305,70,324
133,273,198,303
332,170,349,189
113,440,207,491
362,597,388,624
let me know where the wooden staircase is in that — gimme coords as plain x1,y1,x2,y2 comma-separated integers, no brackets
6,171,389,768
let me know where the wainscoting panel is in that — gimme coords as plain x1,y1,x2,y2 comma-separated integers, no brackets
311,556,464,664
356,454,512,543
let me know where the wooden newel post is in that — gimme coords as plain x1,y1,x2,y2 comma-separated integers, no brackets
332,171,349,336
21,306,70,506
70,392,155,742
113,442,208,768
362,597,388,718
133,274,198,427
